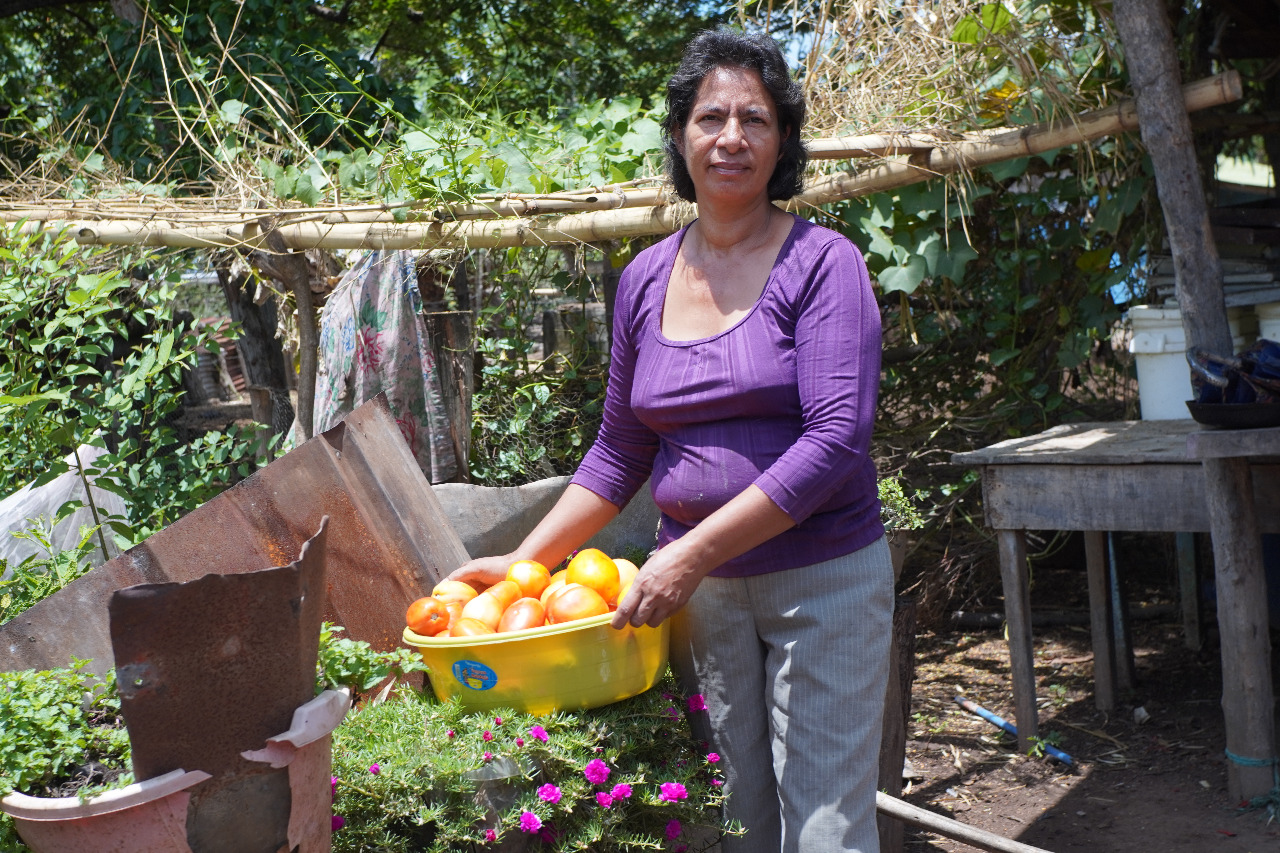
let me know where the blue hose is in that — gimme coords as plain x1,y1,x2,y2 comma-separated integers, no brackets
953,695,1073,766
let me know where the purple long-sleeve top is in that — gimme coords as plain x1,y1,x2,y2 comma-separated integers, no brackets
572,214,883,577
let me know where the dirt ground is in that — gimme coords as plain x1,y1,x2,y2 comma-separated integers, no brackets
896,533,1280,852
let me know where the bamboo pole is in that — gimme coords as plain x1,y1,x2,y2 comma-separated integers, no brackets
793,70,1242,207
875,792,1054,853
3,71,1241,251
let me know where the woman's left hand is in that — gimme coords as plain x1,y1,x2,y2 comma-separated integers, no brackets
610,539,708,629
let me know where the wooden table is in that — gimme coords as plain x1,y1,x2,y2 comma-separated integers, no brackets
953,420,1280,799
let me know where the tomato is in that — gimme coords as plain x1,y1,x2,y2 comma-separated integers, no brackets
460,591,505,631
432,580,480,607
540,571,569,607
484,579,523,612
614,558,640,592
545,583,609,624
449,617,496,637
506,559,552,599
406,596,450,636
497,597,547,632
566,548,621,605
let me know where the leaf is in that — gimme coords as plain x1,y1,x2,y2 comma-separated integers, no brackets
989,348,1021,366
294,173,322,206
952,4,1015,44
218,99,247,126
877,254,928,294
401,131,436,154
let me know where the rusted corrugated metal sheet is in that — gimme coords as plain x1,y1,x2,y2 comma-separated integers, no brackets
109,519,330,853
0,394,470,675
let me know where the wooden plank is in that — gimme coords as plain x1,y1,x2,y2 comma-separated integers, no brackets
1084,531,1116,712
1187,426,1280,460
423,310,475,483
979,463,1280,532
952,420,1200,466
1203,457,1277,801
997,530,1038,751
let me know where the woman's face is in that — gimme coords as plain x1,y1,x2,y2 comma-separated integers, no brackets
677,65,786,208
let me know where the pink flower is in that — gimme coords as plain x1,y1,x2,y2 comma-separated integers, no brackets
675,846,688,853
331,814,345,831
711,779,724,786
485,829,496,842
537,784,562,804
666,819,682,840
494,717,503,725
687,694,707,712
519,811,542,833
515,737,525,747
706,752,720,764
538,824,559,844
529,725,549,742
610,783,632,800
330,776,338,795
447,729,455,738
664,705,679,718
659,782,688,802
483,751,494,762
368,763,381,774
596,792,614,808
583,759,610,785
483,730,494,742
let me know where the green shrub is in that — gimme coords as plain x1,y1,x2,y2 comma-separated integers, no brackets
0,224,263,549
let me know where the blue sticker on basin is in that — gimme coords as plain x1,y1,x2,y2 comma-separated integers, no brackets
452,659,498,691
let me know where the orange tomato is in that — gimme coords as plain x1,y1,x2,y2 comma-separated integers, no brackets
497,597,547,632
432,580,480,607
443,600,464,630
546,583,610,624
566,548,621,605
449,616,496,637
506,559,552,599
614,558,639,592
540,571,569,607
484,579,523,612
406,596,450,636
460,592,505,631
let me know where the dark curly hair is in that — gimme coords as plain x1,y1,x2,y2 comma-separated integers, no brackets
661,27,807,203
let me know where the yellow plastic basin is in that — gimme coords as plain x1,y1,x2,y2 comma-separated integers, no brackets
402,614,669,715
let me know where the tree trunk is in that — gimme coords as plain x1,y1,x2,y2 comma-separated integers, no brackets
1112,0,1234,357
249,229,319,440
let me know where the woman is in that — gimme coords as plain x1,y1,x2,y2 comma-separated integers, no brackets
449,27,891,853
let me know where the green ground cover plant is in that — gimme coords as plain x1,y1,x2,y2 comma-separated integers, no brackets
331,673,735,853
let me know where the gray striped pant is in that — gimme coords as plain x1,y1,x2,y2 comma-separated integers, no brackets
670,536,894,853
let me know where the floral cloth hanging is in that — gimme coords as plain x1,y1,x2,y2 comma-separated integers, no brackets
312,251,458,482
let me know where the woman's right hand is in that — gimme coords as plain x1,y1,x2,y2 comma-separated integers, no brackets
446,554,513,588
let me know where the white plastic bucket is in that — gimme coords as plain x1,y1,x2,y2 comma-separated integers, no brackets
1129,305,1252,420
1258,302,1280,344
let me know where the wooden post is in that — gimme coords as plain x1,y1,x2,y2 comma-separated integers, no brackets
1175,532,1202,650
1083,531,1116,712
997,529,1037,751
877,596,917,853
1107,533,1137,693
1202,456,1276,800
423,310,475,483
1112,0,1234,357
